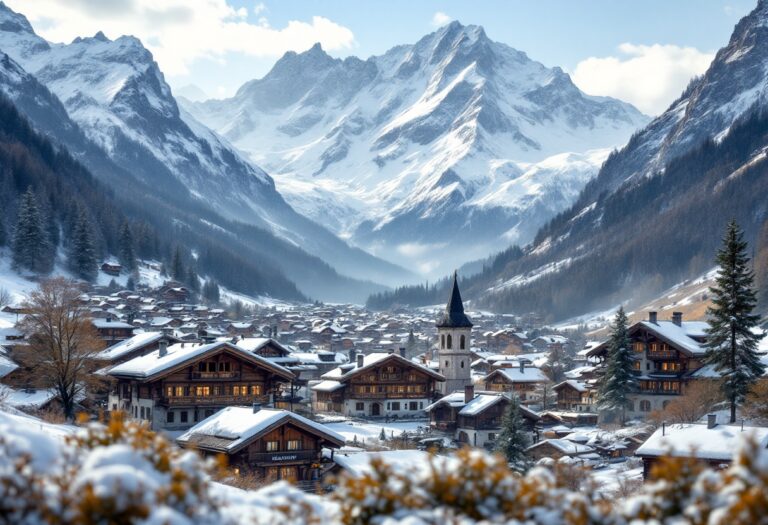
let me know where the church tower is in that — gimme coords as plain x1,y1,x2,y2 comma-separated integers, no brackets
437,271,473,395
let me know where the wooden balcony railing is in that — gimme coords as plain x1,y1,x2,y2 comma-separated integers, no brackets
190,371,238,379
160,395,263,405
351,392,430,399
646,350,678,360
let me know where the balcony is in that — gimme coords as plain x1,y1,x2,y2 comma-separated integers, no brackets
160,395,262,406
249,450,318,464
646,350,678,360
638,388,681,396
351,392,430,399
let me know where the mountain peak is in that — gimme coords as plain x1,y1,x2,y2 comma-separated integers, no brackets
0,1,34,34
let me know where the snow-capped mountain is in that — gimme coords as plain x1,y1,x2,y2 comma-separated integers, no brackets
0,2,411,288
184,22,648,274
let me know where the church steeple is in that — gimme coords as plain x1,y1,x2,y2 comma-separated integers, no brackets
436,271,473,328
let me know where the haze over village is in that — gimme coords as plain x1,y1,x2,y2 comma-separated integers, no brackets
0,1,767,524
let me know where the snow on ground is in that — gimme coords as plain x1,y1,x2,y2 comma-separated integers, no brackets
323,419,431,443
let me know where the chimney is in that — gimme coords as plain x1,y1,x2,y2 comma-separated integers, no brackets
106,317,112,323
158,339,168,358
662,421,666,436
648,311,657,324
357,353,364,368
252,402,262,414
519,360,525,372
387,348,394,355
348,348,356,364
399,347,406,358
464,384,474,404
707,413,717,429
672,312,683,326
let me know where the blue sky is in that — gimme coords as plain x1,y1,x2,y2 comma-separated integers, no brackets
8,0,757,113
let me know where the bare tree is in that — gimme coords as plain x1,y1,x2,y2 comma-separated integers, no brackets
743,380,768,424
0,287,11,310
649,380,724,425
17,277,104,420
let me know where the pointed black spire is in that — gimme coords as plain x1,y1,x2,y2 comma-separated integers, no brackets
436,271,473,328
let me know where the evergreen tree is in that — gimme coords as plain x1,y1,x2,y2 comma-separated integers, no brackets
0,217,6,247
494,397,532,473
67,207,97,282
704,219,765,423
596,307,636,424
202,279,220,304
118,222,137,273
171,246,185,281
186,266,200,293
126,276,136,291
12,188,53,274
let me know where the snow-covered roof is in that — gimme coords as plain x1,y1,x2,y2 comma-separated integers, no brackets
528,438,594,455
485,367,548,383
91,319,134,329
107,341,294,380
553,380,589,393
424,391,466,412
589,320,710,357
322,352,444,382
330,450,454,477
459,394,504,416
0,386,58,409
636,422,768,461
0,353,19,378
177,407,345,453
95,332,172,361
312,380,345,392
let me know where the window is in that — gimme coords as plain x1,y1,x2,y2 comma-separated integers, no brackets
409,402,418,411
447,335,452,349
266,441,279,452
166,386,173,397
140,407,145,419
441,334,445,349
167,411,175,423
633,361,641,370
391,402,400,411
196,386,211,396
175,386,184,397
640,400,651,412
356,402,364,411
460,335,466,349
146,408,151,421
460,360,464,368
218,362,231,372
180,411,188,423
444,360,449,367
488,433,496,441
286,439,302,451
250,385,262,396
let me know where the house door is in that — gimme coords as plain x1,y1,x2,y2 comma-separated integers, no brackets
370,403,381,416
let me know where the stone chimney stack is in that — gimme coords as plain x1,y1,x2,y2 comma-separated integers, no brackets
252,402,262,414
158,339,168,358
707,413,717,429
464,384,474,404
357,353,364,368
519,360,525,373
648,311,657,324
399,347,406,358
672,312,683,326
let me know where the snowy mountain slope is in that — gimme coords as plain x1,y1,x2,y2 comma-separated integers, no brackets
0,2,411,288
184,22,648,275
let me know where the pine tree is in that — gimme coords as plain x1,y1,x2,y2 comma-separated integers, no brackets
118,221,137,273
494,397,531,473
202,279,220,304
596,307,636,424
126,276,136,291
171,246,185,281
0,217,6,247
186,266,200,293
704,219,765,423
67,207,97,282
12,188,53,274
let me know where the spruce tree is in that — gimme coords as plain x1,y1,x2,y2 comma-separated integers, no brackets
0,217,6,247
67,208,97,282
494,396,532,473
118,222,137,273
186,266,200,293
12,188,53,274
596,307,636,424
126,276,136,291
171,246,185,281
704,220,765,423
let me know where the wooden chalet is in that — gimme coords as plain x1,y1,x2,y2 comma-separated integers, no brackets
553,380,596,412
425,385,539,448
312,350,444,418
482,364,548,404
91,318,134,344
107,341,295,431
95,332,181,366
100,262,122,276
177,406,344,486
587,311,710,419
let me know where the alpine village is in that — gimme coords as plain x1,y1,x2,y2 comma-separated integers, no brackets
1,2,768,524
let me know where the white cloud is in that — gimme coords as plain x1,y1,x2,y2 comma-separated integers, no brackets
431,11,452,27
4,0,355,77
253,2,267,16
571,43,714,115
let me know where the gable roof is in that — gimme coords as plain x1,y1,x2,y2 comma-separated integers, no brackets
107,341,295,381
587,320,709,358
436,271,472,328
177,407,345,454
636,422,768,461
527,438,594,455
95,332,179,362
322,352,444,382
484,367,548,384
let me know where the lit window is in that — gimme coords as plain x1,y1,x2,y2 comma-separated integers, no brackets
266,441,279,452
286,440,302,451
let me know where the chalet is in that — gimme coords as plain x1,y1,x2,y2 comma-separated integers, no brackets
526,438,596,462
482,364,548,404
91,318,134,343
227,322,256,337
95,332,181,366
312,350,444,418
635,415,768,479
587,311,710,419
425,385,539,448
100,262,122,276
107,341,295,431
177,406,344,486
159,284,189,303
553,380,596,412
